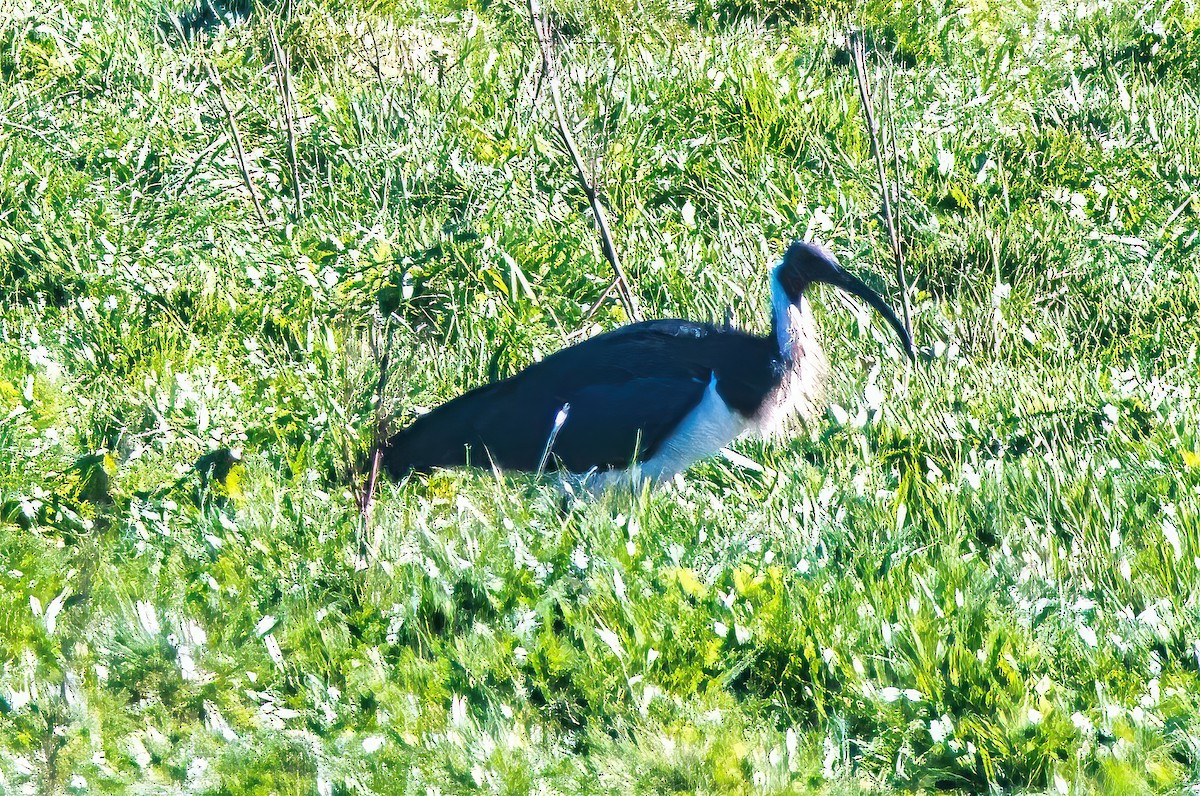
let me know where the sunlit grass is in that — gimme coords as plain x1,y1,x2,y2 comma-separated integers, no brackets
1,0,1199,791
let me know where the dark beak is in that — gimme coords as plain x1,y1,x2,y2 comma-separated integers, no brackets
823,268,915,360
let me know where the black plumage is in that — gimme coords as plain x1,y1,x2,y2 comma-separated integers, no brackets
383,320,783,476
382,241,913,483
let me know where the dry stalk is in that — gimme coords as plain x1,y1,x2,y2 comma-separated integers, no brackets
528,0,641,322
365,22,388,95
205,58,269,227
849,32,913,344
565,278,621,340
357,319,395,528
267,22,304,217
885,74,902,252
173,131,228,200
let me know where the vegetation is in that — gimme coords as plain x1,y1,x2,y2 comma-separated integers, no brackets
2,0,1199,791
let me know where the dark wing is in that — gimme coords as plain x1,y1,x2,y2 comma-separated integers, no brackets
381,377,544,475
582,320,783,417
381,366,711,476
542,376,710,472
382,320,781,477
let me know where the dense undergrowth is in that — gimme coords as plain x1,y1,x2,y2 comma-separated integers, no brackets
2,0,1200,791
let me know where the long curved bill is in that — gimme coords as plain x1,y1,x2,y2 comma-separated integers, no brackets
825,269,915,360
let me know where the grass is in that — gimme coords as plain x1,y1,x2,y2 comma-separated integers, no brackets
1,0,1200,791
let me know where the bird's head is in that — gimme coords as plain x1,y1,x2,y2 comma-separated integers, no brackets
773,240,915,359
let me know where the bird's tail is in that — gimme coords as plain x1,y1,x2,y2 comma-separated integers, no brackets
378,422,434,479
378,397,486,478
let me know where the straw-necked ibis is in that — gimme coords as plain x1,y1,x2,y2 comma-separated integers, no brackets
382,241,913,486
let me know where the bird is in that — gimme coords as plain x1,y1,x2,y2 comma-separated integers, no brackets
381,240,914,488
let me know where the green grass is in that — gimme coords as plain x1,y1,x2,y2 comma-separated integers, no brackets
2,0,1200,791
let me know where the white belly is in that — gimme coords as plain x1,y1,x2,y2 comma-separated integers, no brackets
643,374,749,478
581,374,749,491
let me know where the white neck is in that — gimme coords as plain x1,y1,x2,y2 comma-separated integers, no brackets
756,270,830,435
770,271,817,363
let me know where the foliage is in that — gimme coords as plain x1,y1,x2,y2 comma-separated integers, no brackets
1,0,1199,791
